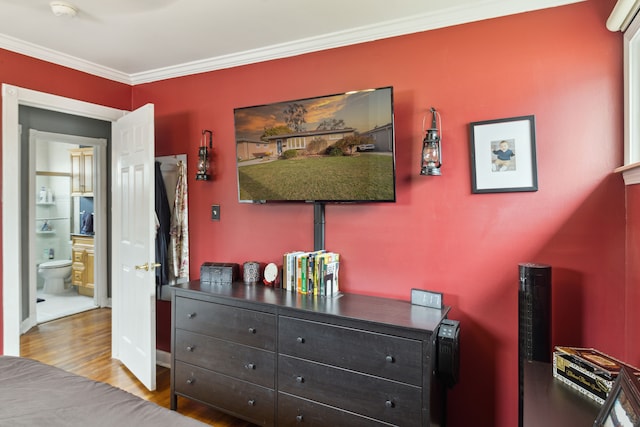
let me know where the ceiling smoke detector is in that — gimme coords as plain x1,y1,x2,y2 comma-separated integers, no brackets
50,1,78,18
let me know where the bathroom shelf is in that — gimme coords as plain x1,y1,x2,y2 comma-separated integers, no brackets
36,202,55,206
36,230,56,235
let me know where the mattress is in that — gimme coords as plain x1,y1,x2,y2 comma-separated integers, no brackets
0,356,208,426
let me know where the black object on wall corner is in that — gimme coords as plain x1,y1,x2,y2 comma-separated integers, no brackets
518,263,552,427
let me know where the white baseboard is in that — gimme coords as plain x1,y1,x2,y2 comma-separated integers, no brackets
156,349,171,368
20,316,36,335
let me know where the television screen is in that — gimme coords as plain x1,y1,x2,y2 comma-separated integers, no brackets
234,86,396,203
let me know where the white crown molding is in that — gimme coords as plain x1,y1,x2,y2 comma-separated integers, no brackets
132,0,585,85
0,33,131,85
1,0,585,86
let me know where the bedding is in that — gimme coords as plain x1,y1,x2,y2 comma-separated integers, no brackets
0,356,208,426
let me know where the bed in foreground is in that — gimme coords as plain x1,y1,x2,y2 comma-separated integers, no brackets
0,356,208,426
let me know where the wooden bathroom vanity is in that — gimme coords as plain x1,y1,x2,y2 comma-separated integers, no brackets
71,234,94,297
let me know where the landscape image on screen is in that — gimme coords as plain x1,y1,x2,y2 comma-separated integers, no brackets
234,87,395,203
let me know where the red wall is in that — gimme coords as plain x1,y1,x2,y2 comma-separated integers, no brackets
626,184,640,363
136,2,626,426
0,1,630,426
0,49,131,108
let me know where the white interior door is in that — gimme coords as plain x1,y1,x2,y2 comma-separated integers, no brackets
111,103,156,391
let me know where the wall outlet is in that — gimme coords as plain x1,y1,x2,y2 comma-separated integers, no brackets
211,205,220,221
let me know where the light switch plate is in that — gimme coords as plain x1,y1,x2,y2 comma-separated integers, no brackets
411,288,443,309
211,205,220,221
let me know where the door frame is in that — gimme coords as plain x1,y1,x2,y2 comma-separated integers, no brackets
2,84,126,355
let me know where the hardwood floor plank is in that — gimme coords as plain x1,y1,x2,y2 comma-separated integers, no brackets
20,308,256,427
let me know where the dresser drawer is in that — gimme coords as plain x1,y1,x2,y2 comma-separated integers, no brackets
278,393,394,427
175,329,275,388
174,361,275,427
175,296,276,351
278,355,422,426
279,316,423,385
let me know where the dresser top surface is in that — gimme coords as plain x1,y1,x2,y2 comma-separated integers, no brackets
172,281,450,333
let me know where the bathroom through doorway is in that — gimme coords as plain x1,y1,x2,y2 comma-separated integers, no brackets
29,131,106,325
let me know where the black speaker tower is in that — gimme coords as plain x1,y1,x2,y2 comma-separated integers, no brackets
518,263,551,427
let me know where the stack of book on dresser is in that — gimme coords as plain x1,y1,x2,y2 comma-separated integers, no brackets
282,250,340,296
553,346,640,404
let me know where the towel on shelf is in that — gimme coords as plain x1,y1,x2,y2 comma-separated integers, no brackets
80,211,94,234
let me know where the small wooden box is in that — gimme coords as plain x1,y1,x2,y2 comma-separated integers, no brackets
553,351,612,404
200,262,239,286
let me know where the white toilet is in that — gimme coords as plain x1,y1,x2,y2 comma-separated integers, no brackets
39,260,72,294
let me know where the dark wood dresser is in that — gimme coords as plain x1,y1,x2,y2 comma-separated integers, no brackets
171,281,450,426
523,361,601,426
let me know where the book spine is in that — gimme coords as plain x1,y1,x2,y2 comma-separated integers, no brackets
318,255,325,296
296,254,303,294
289,253,297,292
325,256,335,297
283,253,289,291
301,255,307,294
313,254,319,296
307,254,314,296
333,254,340,295
320,252,339,296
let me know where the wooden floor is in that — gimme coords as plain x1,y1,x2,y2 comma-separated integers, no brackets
20,307,256,427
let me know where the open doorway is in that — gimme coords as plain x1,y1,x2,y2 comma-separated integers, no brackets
2,84,124,356
19,109,110,336
29,131,107,324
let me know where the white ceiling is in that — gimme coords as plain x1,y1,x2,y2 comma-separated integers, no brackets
0,0,584,85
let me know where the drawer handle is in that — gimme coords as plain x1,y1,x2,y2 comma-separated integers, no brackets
385,355,395,363
296,376,304,383
385,400,395,408
248,399,256,406
186,378,195,385
296,336,305,344
248,327,257,334
186,312,196,319
186,345,195,352
245,363,256,370
296,415,304,422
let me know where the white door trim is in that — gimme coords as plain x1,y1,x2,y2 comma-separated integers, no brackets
2,83,126,355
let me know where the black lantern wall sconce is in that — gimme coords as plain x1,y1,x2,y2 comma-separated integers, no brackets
196,129,213,181
420,107,442,176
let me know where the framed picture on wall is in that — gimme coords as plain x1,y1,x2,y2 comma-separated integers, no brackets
593,365,640,427
469,115,538,193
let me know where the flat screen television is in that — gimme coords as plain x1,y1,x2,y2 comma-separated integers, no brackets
234,86,396,203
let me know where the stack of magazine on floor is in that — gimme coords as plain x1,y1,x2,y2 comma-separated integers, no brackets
552,346,640,404
282,250,340,296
